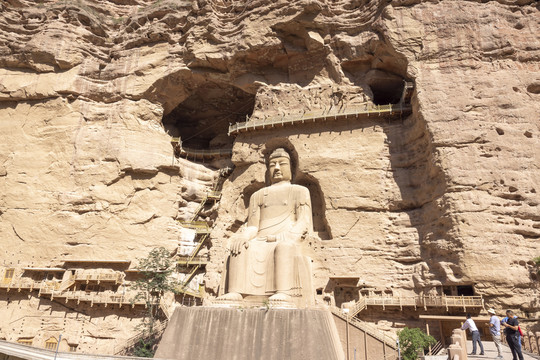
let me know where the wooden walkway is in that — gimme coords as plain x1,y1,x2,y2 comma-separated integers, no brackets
228,103,412,135
170,138,232,159
349,295,484,317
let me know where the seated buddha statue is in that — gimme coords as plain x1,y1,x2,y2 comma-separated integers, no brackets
219,148,314,305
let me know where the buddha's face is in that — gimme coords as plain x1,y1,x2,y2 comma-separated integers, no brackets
268,156,292,184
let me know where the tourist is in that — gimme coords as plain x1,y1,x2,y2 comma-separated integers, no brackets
488,308,503,358
502,312,522,347
502,310,524,360
461,313,484,355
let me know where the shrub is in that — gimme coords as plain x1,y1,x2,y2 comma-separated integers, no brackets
398,327,437,360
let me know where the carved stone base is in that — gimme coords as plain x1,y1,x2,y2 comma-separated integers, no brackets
206,295,297,309
155,307,344,360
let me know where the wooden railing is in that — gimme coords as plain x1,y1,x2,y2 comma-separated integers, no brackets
0,278,38,291
71,272,124,284
228,102,412,135
39,289,147,307
421,295,484,311
360,295,484,312
330,306,398,350
349,297,366,317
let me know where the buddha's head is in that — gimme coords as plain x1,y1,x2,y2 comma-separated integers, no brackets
268,148,292,184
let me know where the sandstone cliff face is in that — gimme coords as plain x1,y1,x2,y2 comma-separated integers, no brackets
0,0,539,353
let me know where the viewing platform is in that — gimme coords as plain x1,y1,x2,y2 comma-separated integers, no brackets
41,289,147,307
228,102,412,135
348,295,484,317
69,271,124,284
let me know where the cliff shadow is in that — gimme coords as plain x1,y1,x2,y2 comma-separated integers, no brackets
383,104,463,296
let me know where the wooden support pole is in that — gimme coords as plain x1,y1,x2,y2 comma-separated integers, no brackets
426,322,431,355
346,315,350,360
364,331,368,360
439,320,446,348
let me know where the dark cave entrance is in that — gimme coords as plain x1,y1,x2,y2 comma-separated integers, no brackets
366,69,406,105
162,81,255,149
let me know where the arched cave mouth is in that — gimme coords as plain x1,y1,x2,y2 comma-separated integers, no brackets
163,82,255,149
366,69,406,105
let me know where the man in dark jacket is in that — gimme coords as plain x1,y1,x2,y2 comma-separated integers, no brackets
502,310,524,360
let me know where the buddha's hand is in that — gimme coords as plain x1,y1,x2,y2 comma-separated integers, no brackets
230,236,249,255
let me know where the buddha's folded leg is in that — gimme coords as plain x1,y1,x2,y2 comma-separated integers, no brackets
274,242,296,295
227,250,248,294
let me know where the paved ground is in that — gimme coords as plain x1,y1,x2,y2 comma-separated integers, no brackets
465,340,540,360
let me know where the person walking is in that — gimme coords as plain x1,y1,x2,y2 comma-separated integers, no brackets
488,308,503,358
461,313,484,355
502,310,524,360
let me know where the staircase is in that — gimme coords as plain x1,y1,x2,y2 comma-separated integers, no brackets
329,306,398,349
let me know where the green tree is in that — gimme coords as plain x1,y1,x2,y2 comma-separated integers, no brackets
398,327,437,360
132,247,178,357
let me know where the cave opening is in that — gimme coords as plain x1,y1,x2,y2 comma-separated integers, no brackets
366,69,406,105
162,81,255,149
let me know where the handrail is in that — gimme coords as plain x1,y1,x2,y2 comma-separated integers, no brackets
207,190,222,200
179,220,211,234
177,256,209,266
114,320,169,355
348,295,484,316
170,138,232,158
71,272,123,284
40,289,148,306
349,297,366,317
330,306,398,350
228,102,412,135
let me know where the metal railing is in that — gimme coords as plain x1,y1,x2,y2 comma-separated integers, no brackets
207,190,222,200
177,256,209,266
429,340,444,355
179,220,211,234
114,320,169,355
189,191,221,222
228,102,412,135
171,138,232,159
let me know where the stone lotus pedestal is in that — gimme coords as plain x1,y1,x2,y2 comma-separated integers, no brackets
155,307,344,360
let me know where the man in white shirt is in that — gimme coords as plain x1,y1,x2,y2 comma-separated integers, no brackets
488,308,503,358
461,313,485,355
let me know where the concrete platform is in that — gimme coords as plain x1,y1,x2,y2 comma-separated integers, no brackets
465,340,539,360
155,307,344,360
